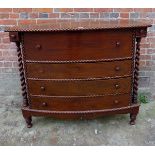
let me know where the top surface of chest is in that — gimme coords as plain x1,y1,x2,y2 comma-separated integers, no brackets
5,19,151,32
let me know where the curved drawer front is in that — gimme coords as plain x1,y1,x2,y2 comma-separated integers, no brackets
30,94,131,111
28,77,131,96
26,60,132,79
24,30,133,61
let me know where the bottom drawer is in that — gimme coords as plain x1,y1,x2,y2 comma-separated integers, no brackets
30,94,131,111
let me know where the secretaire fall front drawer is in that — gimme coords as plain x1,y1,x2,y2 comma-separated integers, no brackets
28,77,132,96
23,30,133,61
26,59,132,79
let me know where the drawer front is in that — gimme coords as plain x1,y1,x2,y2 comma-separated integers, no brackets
30,94,131,111
26,60,132,79
24,30,133,61
28,77,131,96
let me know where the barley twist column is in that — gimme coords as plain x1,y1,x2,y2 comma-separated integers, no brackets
133,37,141,104
16,42,28,107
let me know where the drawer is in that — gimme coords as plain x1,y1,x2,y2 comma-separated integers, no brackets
30,94,131,111
24,30,133,61
26,60,132,79
28,77,131,96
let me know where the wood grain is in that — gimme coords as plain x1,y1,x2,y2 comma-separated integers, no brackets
28,77,132,96
26,60,132,79
24,30,133,61
7,20,151,127
30,94,131,111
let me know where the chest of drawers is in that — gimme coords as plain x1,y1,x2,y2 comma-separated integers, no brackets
5,20,151,128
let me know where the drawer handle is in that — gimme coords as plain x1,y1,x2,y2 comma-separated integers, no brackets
39,70,44,73
116,41,120,47
10,34,16,39
40,86,45,91
35,44,41,50
140,29,145,34
115,84,120,89
42,102,47,107
114,100,119,104
115,66,120,71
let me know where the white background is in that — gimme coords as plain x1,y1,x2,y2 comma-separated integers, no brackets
0,0,155,8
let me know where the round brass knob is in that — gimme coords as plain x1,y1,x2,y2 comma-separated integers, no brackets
116,41,120,47
115,84,120,89
35,44,41,50
114,100,119,104
42,102,47,107
115,66,120,71
40,86,45,91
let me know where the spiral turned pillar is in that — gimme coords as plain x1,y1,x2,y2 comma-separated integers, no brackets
133,37,141,104
16,42,28,107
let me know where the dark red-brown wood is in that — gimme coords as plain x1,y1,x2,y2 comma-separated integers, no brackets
5,19,151,32
22,104,140,121
26,60,132,79
24,30,133,61
30,94,131,111
5,20,151,128
28,77,132,96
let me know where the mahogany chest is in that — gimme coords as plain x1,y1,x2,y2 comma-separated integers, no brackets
5,20,151,128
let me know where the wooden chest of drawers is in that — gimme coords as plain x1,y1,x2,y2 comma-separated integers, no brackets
5,20,151,128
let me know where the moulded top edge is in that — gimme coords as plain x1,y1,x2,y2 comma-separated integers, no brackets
4,19,152,32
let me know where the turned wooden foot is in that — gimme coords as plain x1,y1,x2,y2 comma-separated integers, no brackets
25,116,33,128
22,110,33,128
129,113,137,125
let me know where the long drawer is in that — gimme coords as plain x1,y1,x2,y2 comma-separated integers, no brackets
28,77,131,96
30,94,131,111
26,60,132,79
24,30,133,61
